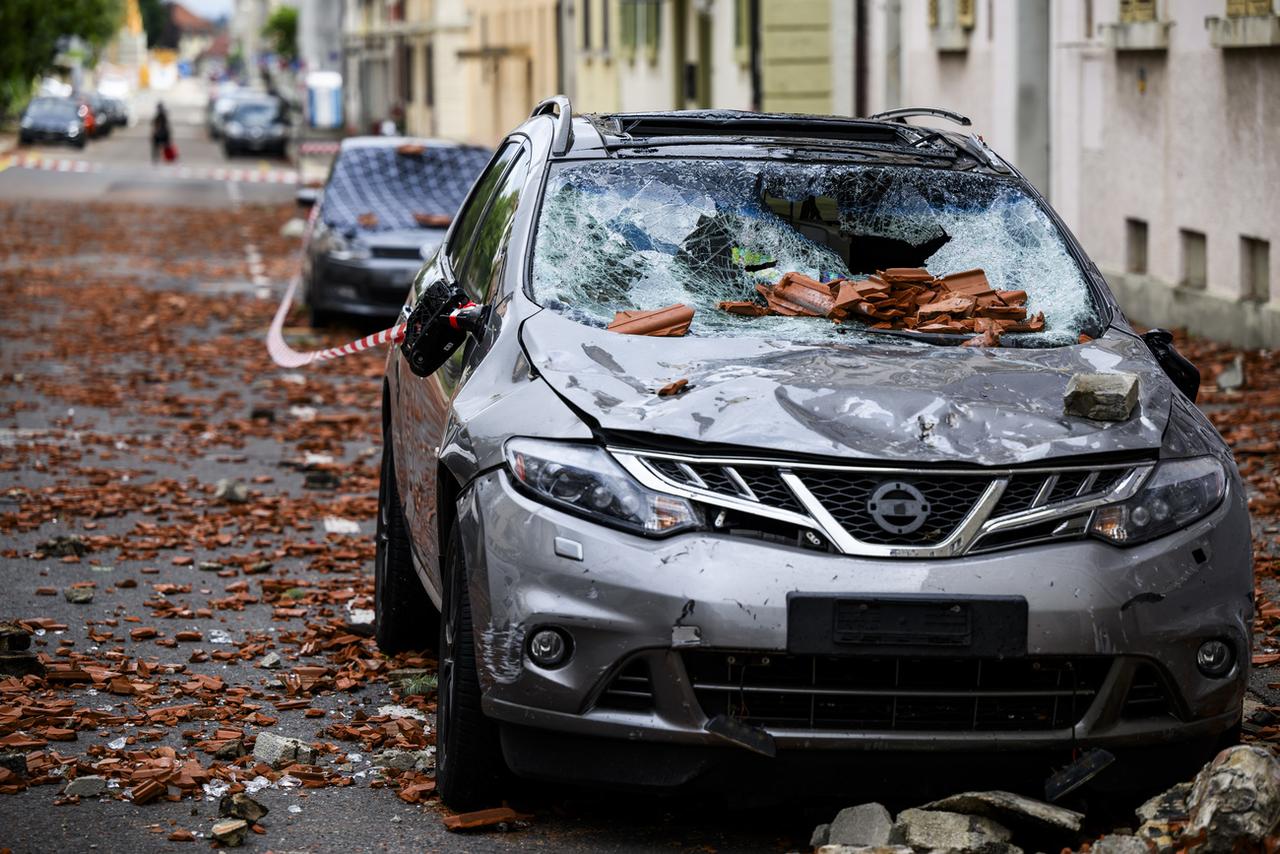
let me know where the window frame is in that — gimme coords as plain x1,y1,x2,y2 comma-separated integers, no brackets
443,141,524,283
455,143,532,303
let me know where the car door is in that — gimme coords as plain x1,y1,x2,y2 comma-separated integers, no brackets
392,140,530,596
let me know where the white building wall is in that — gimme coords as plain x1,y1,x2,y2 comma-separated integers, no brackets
710,0,752,110
615,1,678,110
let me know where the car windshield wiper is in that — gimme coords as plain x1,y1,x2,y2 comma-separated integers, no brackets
859,327,976,346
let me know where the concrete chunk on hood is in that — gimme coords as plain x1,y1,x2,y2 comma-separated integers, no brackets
520,310,1170,466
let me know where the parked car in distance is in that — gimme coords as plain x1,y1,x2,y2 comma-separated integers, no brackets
96,95,129,129
19,97,86,148
298,137,491,326
377,98,1250,809
221,96,289,157
206,82,243,139
83,94,113,136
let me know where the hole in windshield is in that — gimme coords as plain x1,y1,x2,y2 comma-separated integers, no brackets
530,160,1101,347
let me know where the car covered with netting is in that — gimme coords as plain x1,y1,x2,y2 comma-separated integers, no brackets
374,99,1251,808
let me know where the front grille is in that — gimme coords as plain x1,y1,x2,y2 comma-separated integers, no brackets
372,245,424,260
1122,664,1178,721
798,473,989,546
595,659,654,712
685,651,1110,732
629,450,1141,557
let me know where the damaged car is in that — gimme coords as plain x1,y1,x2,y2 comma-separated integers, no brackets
299,137,491,326
377,99,1251,808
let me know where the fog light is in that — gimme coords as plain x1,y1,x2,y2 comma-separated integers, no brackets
528,628,570,668
1196,640,1234,678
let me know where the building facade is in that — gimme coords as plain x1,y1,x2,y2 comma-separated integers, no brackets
883,0,1280,346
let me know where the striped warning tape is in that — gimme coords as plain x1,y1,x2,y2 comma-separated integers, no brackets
265,272,405,368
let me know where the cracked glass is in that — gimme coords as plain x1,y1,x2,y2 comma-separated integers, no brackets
530,159,1101,346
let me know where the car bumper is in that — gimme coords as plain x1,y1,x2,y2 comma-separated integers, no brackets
455,468,1250,775
307,254,419,319
226,134,285,151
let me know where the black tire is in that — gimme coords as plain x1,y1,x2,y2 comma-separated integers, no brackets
74,137,86,149
436,519,506,810
373,437,437,654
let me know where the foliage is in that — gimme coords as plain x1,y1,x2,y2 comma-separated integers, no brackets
0,0,124,119
137,0,167,48
262,5,298,62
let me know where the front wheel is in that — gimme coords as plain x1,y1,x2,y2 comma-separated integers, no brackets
373,437,437,654
435,519,506,810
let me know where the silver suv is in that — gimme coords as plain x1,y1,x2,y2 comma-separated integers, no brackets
376,99,1251,809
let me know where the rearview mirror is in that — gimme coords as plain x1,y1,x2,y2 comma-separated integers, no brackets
1142,328,1200,402
295,187,318,208
400,279,488,377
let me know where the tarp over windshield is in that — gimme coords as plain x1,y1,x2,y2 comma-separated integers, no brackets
320,143,492,234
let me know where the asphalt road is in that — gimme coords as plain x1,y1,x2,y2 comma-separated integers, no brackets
3,80,1278,854
0,84,820,854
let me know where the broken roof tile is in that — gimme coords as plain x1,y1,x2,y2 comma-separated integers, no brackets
607,303,695,337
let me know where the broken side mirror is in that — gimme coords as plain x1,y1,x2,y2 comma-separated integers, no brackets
400,278,488,377
295,187,318,208
1142,328,1200,402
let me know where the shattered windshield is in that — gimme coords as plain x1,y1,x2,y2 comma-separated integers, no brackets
530,159,1101,346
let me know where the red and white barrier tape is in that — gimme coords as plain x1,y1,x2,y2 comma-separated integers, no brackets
265,272,404,368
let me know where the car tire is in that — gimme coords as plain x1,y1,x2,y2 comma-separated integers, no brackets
74,137,86,149
223,143,234,158
435,518,506,811
374,438,437,655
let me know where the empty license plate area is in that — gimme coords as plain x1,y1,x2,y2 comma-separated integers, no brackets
787,594,1027,657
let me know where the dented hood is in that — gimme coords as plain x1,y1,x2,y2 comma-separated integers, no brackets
520,310,1171,465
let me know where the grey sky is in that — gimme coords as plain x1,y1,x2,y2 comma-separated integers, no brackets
178,0,234,20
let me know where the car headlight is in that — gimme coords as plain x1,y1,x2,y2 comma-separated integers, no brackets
505,439,699,536
318,230,371,261
270,122,285,135
67,122,80,134
20,117,32,128
227,121,244,136
1090,456,1226,546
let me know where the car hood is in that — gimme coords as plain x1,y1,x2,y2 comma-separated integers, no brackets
358,227,445,253
519,310,1171,466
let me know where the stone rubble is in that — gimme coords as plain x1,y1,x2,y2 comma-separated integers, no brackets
251,731,319,769
809,747,1280,854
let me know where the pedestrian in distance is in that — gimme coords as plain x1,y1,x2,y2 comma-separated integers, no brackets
151,102,171,163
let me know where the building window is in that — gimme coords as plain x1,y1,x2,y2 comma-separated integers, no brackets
401,43,414,104
582,0,592,50
734,0,751,65
621,0,660,62
424,43,434,108
1126,219,1149,275
1119,0,1157,23
1179,229,1207,289
1227,0,1275,17
1242,236,1271,302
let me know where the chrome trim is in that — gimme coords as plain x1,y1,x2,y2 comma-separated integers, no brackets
609,446,1153,559
1032,475,1057,508
723,466,758,501
976,465,1153,537
674,462,706,489
781,471,1006,558
615,452,818,530
608,446,1139,478
1078,471,1100,497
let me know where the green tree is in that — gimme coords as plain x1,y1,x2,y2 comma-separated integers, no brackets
137,0,168,48
262,5,298,62
0,0,124,119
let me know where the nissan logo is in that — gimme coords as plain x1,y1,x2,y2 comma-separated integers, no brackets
867,481,931,535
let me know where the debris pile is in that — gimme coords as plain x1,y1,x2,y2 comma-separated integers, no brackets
811,746,1280,854
739,268,1045,345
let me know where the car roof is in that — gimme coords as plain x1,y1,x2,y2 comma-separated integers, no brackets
338,136,476,151
519,99,1012,175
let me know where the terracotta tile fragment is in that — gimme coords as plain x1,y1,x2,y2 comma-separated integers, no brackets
442,806,533,832
607,303,694,337
657,379,689,397
717,300,768,317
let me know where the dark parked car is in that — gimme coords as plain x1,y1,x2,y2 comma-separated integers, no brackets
222,96,289,157
298,137,491,325
18,97,86,148
85,94,113,136
376,99,1250,809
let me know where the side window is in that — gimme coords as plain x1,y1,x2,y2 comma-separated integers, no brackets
446,142,521,274
457,147,530,302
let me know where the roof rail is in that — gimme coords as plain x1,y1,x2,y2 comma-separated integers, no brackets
530,95,574,156
868,107,972,127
